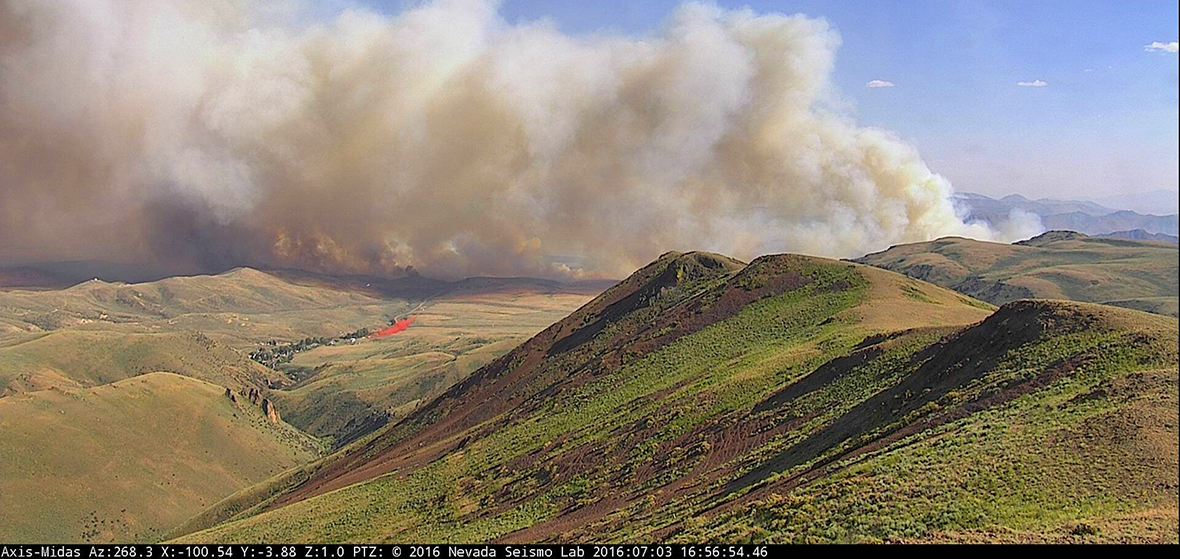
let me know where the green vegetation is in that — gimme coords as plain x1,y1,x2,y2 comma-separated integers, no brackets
856,231,1179,317
680,308,1178,543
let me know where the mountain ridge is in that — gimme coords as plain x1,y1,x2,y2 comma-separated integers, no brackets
951,192,1179,237
855,231,1178,318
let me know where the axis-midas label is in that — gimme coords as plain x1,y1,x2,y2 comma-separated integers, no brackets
0,546,778,559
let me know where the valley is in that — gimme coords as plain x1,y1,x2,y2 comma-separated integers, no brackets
267,287,607,446
0,269,602,543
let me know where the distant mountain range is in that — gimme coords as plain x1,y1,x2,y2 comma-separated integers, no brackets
1088,189,1180,216
1095,229,1179,243
954,192,1179,237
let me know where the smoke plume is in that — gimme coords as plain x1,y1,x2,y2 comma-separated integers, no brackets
0,0,1017,280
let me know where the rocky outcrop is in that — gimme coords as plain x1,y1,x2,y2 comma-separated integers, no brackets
230,386,280,424
261,398,281,424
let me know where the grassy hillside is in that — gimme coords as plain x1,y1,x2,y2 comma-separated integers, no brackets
173,252,1176,544
0,268,410,348
0,268,608,346
855,231,1178,317
0,267,602,542
161,253,1089,542
0,330,282,396
676,302,1178,543
0,373,324,543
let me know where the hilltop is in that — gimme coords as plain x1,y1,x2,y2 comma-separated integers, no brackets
4,251,1175,543
174,251,1176,542
856,231,1179,317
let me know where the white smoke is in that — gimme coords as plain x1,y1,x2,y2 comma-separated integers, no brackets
0,0,1004,279
995,209,1047,241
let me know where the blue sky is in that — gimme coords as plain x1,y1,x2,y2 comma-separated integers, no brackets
361,0,1178,200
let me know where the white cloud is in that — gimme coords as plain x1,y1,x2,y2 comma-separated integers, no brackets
1144,41,1179,53
865,79,895,88
1017,80,1048,87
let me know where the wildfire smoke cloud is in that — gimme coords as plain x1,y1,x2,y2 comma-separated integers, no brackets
0,0,1021,279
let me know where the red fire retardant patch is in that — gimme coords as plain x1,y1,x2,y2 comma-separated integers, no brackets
371,317,416,338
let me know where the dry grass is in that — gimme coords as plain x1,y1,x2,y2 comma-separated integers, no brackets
857,233,1178,317
0,373,323,543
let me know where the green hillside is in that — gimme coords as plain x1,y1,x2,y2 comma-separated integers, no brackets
173,252,1176,543
855,231,1179,317
677,302,1178,543
0,373,324,543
